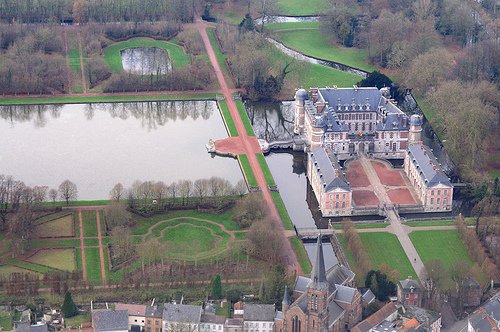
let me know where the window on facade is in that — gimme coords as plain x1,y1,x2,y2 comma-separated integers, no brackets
292,316,301,332
336,202,339,208
342,201,346,208
355,123,358,131
369,123,372,131
390,132,394,138
431,190,434,195
437,198,441,204
336,194,339,199
438,190,441,195
362,123,365,131
343,193,346,199
430,198,434,204
444,199,447,205
381,132,384,139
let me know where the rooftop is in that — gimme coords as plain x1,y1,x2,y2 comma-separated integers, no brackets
407,144,451,187
243,304,275,322
115,303,146,317
163,303,202,324
351,302,398,332
92,310,129,332
310,147,350,192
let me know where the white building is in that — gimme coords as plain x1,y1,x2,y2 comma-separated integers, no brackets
200,314,225,332
242,304,275,332
163,304,202,332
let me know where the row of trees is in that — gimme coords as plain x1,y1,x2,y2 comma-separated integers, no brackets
342,221,372,281
0,0,197,23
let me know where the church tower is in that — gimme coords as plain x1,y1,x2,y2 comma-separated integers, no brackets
294,89,308,135
306,236,331,332
408,114,423,144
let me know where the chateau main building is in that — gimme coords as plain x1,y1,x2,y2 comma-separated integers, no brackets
294,87,453,216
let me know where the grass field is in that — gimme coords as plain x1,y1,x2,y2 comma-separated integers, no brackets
266,39,362,89
409,230,472,271
103,38,189,73
238,154,258,188
218,100,238,137
339,232,417,279
235,100,255,136
0,265,37,275
271,192,294,230
0,311,13,331
290,236,312,274
68,32,83,93
332,223,388,230
0,93,217,106
234,231,248,240
266,22,320,31
256,153,276,186
82,211,98,237
34,214,74,237
207,28,232,88
276,0,328,15
85,247,102,284
405,220,455,227
273,29,375,72
161,223,220,258
26,248,76,271
64,314,90,328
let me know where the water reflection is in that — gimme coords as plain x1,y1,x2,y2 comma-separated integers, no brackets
121,48,172,75
0,101,242,200
1,101,212,130
246,101,294,142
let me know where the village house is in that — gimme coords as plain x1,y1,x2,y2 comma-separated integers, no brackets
114,303,146,332
467,292,500,332
163,303,202,332
399,305,441,332
200,314,226,332
397,277,423,307
351,302,398,332
145,306,163,332
243,304,275,332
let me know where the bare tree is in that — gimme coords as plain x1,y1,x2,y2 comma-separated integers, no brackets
105,202,130,230
109,183,125,201
194,178,209,203
58,180,78,206
49,188,58,205
178,180,193,205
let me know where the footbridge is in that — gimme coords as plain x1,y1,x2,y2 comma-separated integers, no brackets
259,137,306,154
296,228,335,239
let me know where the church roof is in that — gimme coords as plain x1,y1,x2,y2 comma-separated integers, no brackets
308,236,329,290
328,301,345,326
334,284,357,304
282,285,291,306
326,264,355,287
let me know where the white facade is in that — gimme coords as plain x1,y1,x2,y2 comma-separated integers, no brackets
243,320,274,332
164,322,199,332
199,322,224,332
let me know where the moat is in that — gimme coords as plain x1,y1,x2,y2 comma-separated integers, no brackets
0,101,243,200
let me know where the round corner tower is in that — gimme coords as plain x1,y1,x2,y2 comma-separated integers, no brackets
294,88,308,135
409,114,423,144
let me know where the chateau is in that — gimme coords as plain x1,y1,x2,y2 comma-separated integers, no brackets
293,87,453,216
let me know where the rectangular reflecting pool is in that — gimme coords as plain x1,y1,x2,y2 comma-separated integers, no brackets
0,101,243,200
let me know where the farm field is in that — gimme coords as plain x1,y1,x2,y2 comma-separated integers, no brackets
272,28,375,72
409,230,472,271
338,232,416,279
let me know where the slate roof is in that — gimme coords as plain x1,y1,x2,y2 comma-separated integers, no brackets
361,289,376,305
145,305,163,318
304,241,339,272
115,303,146,317
310,147,350,192
282,285,291,307
468,293,500,331
401,306,440,325
326,264,355,286
351,302,398,332
309,236,328,290
92,310,129,331
16,323,49,332
200,314,226,324
294,276,311,293
407,144,451,187
224,318,243,327
163,304,202,324
399,277,423,292
328,301,345,326
318,87,382,112
334,284,357,304
243,304,275,321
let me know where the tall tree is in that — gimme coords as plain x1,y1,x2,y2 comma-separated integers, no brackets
211,274,222,299
58,180,78,206
62,291,78,318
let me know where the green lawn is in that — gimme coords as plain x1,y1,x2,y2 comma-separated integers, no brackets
266,22,320,31
409,230,472,271
256,153,276,186
34,214,74,237
271,192,294,230
131,209,243,235
82,211,98,237
290,236,312,274
218,100,238,137
68,32,83,93
339,232,417,279
273,29,375,72
9,259,53,274
406,220,455,227
276,0,328,15
332,223,388,230
0,311,13,331
0,93,217,106
26,248,76,271
207,28,232,88
75,248,83,272
235,100,255,136
103,37,189,73
85,247,102,284
234,231,248,240
267,39,362,89
64,314,90,328
84,238,99,246
31,238,80,248
238,155,258,188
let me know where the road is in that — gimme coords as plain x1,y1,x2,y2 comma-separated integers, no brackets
195,20,301,274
